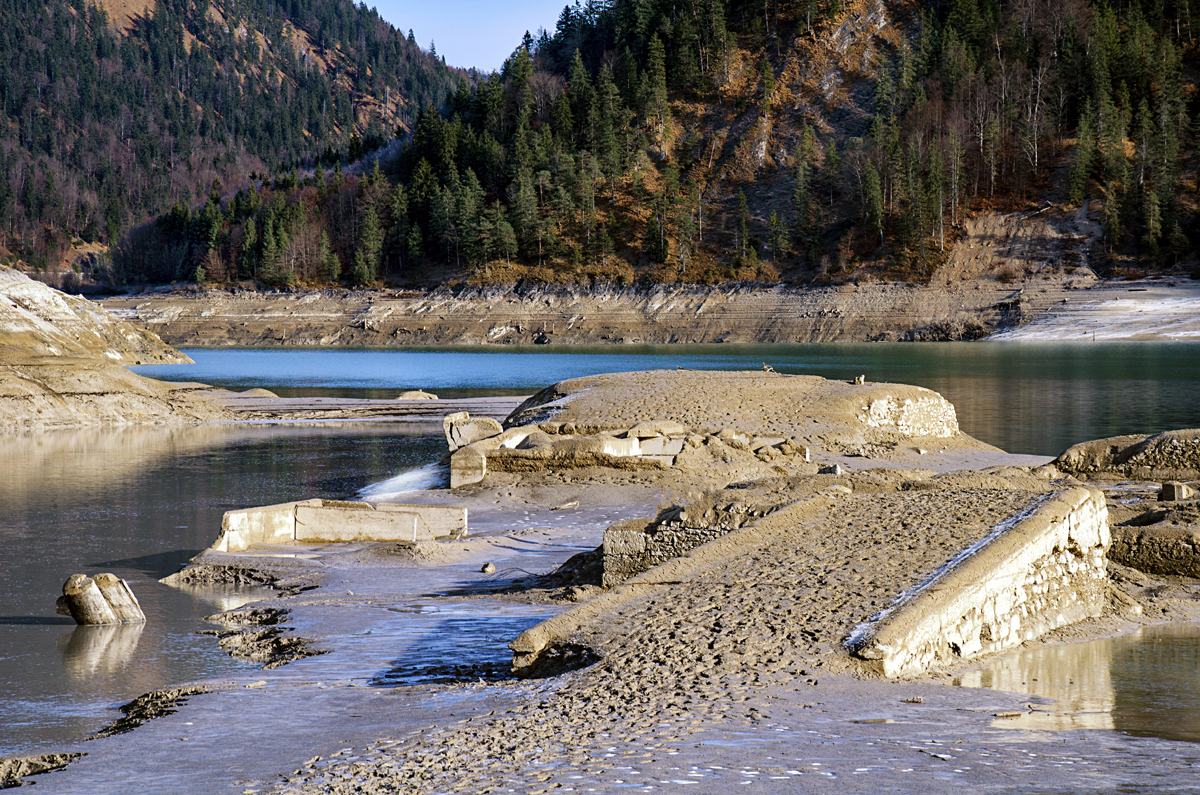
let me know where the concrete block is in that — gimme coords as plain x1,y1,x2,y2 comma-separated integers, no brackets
1159,481,1194,501
213,499,317,552
214,499,468,549
848,487,1109,678
296,503,422,543
598,437,639,457
626,421,687,438
451,445,487,488
641,454,676,464
443,412,503,452
376,503,468,538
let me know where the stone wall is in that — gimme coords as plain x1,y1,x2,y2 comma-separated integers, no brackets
213,500,467,552
602,503,776,588
847,487,1109,678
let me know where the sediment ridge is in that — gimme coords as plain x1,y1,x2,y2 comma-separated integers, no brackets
0,268,231,432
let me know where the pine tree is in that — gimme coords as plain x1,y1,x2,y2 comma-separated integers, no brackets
360,205,383,273
319,231,340,281
767,211,788,261
645,35,669,142
735,190,751,263
350,249,373,285
1143,189,1161,254
1069,102,1096,205
863,163,884,245
240,217,258,278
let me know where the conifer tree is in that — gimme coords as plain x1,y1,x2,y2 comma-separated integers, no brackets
319,231,340,281
357,206,381,276
645,35,669,142
863,164,884,245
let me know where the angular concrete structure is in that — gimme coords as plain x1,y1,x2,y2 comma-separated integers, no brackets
213,500,467,552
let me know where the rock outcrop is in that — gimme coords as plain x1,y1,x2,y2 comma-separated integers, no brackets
0,268,229,431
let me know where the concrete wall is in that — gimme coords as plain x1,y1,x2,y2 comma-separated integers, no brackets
847,487,1109,678
602,503,772,588
859,395,958,438
213,500,467,552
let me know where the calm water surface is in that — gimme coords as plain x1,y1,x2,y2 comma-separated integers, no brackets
958,623,1200,743
133,342,1200,456
0,424,443,756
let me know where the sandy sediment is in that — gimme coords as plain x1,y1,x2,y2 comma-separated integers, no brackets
100,275,1200,347
95,279,1042,347
204,390,527,424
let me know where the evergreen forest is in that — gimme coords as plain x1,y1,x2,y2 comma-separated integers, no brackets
12,0,1200,288
0,0,464,274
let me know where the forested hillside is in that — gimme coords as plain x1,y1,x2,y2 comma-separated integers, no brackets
0,0,463,276
119,0,1199,288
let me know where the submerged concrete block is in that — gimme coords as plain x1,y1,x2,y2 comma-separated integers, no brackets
214,500,315,552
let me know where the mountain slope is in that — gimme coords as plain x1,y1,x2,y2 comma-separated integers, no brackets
0,0,465,277
114,0,1200,290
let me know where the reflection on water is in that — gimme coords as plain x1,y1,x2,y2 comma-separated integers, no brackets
59,623,145,681
957,623,1200,743
0,423,445,756
133,342,1200,456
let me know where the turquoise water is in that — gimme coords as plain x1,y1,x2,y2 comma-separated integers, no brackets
134,342,1200,457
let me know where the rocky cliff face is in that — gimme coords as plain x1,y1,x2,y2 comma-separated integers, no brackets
0,269,227,432
0,269,188,364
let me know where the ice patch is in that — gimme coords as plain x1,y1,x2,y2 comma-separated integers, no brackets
358,462,448,501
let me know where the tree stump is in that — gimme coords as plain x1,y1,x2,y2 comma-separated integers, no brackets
93,573,146,623
58,573,145,625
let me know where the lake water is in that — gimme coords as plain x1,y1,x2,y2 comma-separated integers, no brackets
5,342,1200,756
0,424,443,757
957,623,1200,743
133,342,1200,457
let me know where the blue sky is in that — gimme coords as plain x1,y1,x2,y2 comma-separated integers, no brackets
372,0,570,72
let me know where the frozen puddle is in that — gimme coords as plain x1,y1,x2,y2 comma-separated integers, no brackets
368,603,560,685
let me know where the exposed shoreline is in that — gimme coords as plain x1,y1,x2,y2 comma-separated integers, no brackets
10,370,1200,793
98,276,1200,348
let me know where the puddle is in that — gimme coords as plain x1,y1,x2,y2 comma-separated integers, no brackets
366,603,559,686
955,623,1200,742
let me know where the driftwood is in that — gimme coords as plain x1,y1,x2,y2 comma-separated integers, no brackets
57,573,145,625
